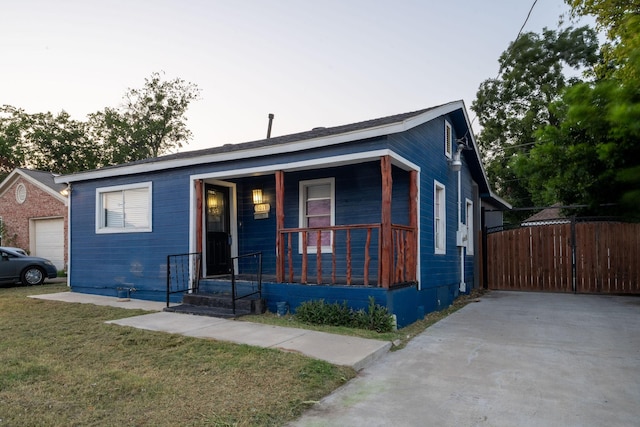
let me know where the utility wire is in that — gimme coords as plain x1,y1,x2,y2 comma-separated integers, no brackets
514,0,539,52
469,0,540,128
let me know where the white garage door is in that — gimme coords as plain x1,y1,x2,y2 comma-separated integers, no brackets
33,218,64,270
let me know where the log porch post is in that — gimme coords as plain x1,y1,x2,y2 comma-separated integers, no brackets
408,170,418,281
380,155,393,288
275,171,285,282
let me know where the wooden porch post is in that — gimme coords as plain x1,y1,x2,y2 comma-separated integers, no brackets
275,171,285,282
408,170,418,282
195,179,203,255
380,155,393,288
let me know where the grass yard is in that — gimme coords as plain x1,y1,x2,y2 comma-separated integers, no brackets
0,283,484,426
0,284,355,426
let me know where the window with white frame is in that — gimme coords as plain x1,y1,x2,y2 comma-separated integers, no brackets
299,178,334,253
444,120,453,159
96,182,152,233
466,198,474,255
434,180,446,254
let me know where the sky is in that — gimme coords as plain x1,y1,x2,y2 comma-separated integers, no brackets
1,0,584,153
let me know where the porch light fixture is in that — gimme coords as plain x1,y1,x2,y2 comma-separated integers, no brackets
252,189,263,204
207,190,220,216
252,188,270,219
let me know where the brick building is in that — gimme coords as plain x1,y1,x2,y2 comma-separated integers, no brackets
0,168,68,271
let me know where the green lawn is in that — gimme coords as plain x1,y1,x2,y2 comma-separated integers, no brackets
0,284,354,426
0,283,482,426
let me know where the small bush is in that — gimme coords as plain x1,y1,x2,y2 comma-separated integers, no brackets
353,297,396,333
294,297,395,333
294,299,352,326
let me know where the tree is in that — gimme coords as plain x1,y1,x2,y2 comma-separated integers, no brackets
20,110,102,174
567,0,640,80
472,26,600,216
0,72,201,178
0,106,27,179
513,1,640,219
92,71,201,163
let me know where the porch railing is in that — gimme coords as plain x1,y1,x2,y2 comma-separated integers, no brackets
166,252,201,307
230,251,262,314
277,224,416,287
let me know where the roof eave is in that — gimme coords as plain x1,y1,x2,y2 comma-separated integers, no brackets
481,190,512,211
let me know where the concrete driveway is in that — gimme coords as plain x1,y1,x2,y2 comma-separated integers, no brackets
291,291,640,427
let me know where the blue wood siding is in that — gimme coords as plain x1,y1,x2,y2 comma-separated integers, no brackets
235,175,277,273
385,115,478,302
69,170,191,300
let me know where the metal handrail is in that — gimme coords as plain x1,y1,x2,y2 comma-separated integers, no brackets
230,252,262,314
166,252,201,307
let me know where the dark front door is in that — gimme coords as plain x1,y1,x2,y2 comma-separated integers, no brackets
205,185,231,275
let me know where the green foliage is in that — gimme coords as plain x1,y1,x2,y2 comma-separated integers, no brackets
0,71,200,176
0,106,27,177
294,299,353,326
91,71,201,162
472,25,600,219
295,297,395,333
511,1,640,219
352,297,396,333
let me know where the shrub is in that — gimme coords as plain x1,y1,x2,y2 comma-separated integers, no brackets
294,299,352,326
353,297,396,333
294,297,395,333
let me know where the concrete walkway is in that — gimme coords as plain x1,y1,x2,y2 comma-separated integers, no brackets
30,292,391,370
290,291,640,427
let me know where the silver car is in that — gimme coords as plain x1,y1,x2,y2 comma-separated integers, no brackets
0,247,58,286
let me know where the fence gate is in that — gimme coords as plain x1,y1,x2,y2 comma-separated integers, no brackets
485,221,640,294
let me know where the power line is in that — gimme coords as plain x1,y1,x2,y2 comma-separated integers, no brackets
470,0,540,128
515,0,539,47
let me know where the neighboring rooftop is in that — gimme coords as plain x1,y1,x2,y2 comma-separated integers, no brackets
17,168,67,193
522,203,570,226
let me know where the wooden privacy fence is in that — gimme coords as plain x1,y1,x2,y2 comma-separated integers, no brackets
486,221,640,294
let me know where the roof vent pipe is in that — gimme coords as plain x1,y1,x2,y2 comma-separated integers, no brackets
266,113,274,139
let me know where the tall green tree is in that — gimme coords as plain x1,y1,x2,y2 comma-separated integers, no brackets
472,26,600,215
20,110,101,174
0,72,201,178
92,71,201,163
514,0,640,218
0,106,27,178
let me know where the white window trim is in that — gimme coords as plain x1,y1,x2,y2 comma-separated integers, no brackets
434,180,446,254
95,181,152,234
299,177,335,254
466,198,474,255
444,120,453,159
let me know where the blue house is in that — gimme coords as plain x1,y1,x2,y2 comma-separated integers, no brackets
55,101,508,327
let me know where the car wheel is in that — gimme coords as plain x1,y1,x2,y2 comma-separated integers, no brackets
21,267,45,286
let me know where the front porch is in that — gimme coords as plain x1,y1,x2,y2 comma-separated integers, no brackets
182,155,421,324
192,155,419,289
273,156,418,289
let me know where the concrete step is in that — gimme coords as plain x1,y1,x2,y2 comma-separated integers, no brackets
180,293,265,315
